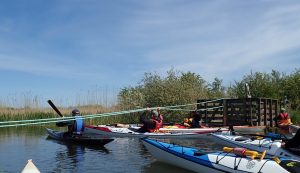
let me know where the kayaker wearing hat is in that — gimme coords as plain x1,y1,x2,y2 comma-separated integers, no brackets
56,108,85,137
138,108,163,133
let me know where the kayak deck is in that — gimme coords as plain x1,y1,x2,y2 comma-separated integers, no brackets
142,138,297,173
84,125,214,138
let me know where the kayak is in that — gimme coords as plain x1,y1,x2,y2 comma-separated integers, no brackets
231,125,266,133
84,125,215,138
21,159,40,173
142,138,299,173
156,126,227,133
46,128,114,146
289,124,300,134
211,131,300,161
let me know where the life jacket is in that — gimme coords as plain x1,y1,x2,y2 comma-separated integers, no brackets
279,113,289,120
148,117,163,132
73,116,85,135
278,113,292,126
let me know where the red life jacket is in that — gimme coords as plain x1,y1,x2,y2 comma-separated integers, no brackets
148,117,163,132
279,113,289,120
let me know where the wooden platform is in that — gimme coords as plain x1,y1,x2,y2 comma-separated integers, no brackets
197,98,279,127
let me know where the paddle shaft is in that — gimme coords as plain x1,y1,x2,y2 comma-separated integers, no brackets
47,100,64,117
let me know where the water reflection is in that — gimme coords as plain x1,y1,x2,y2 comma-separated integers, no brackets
143,161,191,173
46,137,110,173
46,135,110,153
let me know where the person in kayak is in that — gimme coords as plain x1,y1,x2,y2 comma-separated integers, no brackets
138,108,163,133
275,108,292,127
183,111,201,128
56,108,85,137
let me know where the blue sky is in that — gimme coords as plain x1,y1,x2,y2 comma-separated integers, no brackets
0,0,300,107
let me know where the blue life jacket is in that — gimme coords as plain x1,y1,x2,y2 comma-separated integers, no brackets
74,116,84,135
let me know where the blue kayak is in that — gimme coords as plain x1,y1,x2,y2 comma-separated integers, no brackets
141,138,300,173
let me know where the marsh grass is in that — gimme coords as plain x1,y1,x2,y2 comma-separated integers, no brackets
0,104,142,126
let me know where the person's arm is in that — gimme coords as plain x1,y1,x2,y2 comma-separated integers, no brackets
56,119,73,127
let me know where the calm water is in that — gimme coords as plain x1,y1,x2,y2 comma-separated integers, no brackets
0,126,223,173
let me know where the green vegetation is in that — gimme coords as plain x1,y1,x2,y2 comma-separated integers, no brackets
0,112,56,122
118,68,300,124
1,68,300,125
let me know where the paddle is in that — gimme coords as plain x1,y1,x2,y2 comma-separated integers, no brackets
47,100,63,117
48,100,67,127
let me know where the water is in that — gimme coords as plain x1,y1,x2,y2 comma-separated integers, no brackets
0,126,223,173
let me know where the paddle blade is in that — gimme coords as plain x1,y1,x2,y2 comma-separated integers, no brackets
47,100,63,117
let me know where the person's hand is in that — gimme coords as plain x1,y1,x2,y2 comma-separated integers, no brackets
157,107,160,112
146,107,151,111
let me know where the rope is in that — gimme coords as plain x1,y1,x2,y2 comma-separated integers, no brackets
0,108,147,128
0,99,225,128
197,106,224,111
0,116,74,124
163,105,224,112
159,98,224,109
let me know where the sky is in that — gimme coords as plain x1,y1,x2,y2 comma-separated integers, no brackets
0,0,300,107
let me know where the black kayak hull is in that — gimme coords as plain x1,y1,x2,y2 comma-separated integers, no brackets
46,128,114,146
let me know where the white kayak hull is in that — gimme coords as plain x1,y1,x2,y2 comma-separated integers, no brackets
211,132,300,161
142,138,295,173
84,125,213,138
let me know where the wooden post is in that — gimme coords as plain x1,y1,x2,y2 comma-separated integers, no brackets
243,98,247,125
257,98,261,126
223,99,227,126
269,99,273,127
205,101,208,125
275,99,278,125
249,97,253,126
263,99,267,126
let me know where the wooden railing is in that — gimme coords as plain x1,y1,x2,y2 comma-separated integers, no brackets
197,98,278,127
